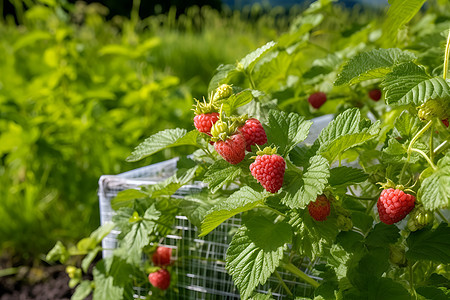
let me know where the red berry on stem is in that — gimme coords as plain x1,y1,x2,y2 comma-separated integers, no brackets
442,119,449,128
148,269,171,290
152,246,172,266
368,89,382,101
308,92,327,109
214,133,246,164
377,188,415,225
238,118,267,151
250,153,285,193
194,112,220,135
308,195,331,221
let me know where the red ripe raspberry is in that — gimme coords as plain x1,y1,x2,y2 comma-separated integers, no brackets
442,119,449,128
250,154,285,193
194,113,220,135
152,246,172,267
308,195,331,221
148,269,171,290
214,133,246,164
368,89,382,101
308,92,327,109
238,118,267,151
377,189,416,225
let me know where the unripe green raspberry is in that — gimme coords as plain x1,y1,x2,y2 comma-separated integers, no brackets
389,246,407,267
337,215,353,231
417,99,450,121
407,207,434,232
213,84,233,101
211,120,229,141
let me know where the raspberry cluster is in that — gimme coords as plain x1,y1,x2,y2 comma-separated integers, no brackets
148,246,173,290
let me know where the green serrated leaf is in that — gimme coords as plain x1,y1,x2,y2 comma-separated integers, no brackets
382,0,427,44
126,129,205,162
82,247,101,273
253,51,293,91
208,64,242,94
222,90,254,117
382,62,450,106
348,248,390,290
120,205,160,264
406,224,450,263
288,209,339,259
226,216,291,299
328,167,368,187
92,257,134,300
318,109,361,145
239,41,277,72
318,109,380,163
320,129,380,163
179,190,218,228
265,109,312,156
417,286,450,300
335,48,415,86
203,160,243,194
200,187,265,237
367,277,411,300
46,241,69,263
71,280,93,300
418,155,450,210
142,166,199,198
249,291,274,300
111,189,148,210
394,110,423,140
282,155,330,209
365,223,400,247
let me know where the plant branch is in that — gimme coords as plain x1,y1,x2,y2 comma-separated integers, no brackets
274,270,293,297
245,70,257,90
410,148,437,170
434,140,449,156
409,263,417,298
443,29,450,80
400,120,433,183
281,262,320,288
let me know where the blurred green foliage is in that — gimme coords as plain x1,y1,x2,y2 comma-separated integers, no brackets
0,1,282,262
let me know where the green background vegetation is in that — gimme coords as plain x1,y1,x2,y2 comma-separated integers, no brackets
1,0,449,274
0,1,278,262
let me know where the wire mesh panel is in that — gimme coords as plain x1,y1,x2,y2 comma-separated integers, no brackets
99,158,319,299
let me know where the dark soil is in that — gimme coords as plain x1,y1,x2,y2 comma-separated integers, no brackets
0,265,75,300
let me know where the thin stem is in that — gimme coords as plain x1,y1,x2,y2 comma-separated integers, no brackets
274,270,293,297
400,120,433,183
436,210,449,223
443,29,450,80
434,140,449,155
281,262,320,289
429,123,434,164
410,148,437,170
409,120,433,152
202,146,216,160
246,70,257,90
350,195,375,201
409,263,417,298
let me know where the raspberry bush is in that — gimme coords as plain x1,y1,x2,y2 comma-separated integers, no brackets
48,1,450,299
